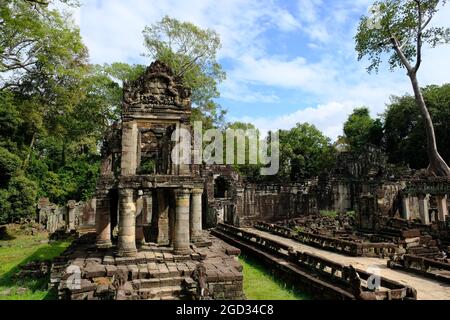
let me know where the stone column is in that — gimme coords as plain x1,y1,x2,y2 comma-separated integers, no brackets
96,194,112,248
156,189,170,245
437,195,448,222
174,189,191,255
190,189,203,242
121,120,138,176
143,191,153,225
67,200,77,231
135,191,145,245
118,189,137,257
402,196,411,220
418,194,430,225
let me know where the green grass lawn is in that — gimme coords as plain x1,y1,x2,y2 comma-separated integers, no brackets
239,255,310,300
0,225,72,300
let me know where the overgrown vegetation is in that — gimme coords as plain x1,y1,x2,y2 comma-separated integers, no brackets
0,224,72,300
320,210,338,219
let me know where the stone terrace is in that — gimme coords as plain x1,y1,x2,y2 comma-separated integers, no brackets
50,232,244,300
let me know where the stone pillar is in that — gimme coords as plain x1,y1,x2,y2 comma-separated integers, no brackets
96,194,112,248
402,196,411,220
190,189,203,242
135,191,145,245
118,189,137,257
121,120,138,176
174,189,191,255
67,200,77,231
143,191,153,225
418,194,430,225
437,195,448,222
156,189,170,245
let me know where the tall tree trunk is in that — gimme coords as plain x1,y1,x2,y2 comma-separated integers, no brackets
409,72,450,177
22,132,36,171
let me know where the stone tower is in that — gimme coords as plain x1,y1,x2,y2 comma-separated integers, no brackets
95,61,204,257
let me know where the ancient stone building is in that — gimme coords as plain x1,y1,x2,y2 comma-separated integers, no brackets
95,61,205,256
203,145,449,231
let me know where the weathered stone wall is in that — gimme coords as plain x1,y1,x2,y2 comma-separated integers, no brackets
238,183,320,225
38,198,96,233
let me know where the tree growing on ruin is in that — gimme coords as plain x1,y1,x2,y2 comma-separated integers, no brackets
355,0,450,176
384,84,450,169
143,16,226,128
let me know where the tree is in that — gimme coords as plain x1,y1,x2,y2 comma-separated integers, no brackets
143,16,226,128
355,0,450,176
1,0,86,90
384,83,450,168
343,107,384,153
225,122,263,181
278,123,336,181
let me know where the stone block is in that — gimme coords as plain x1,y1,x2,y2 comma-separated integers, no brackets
135,252,146,264
138,264,149,279
70,279,96,294
140,278,160,289
173,254,190,262
144,252,156,262
147,262,157,271
167,266,179,277
163,252,174,261
155,252,164,262
116,257,136,265
105,265,118,277
127,265,139,280
84,263,106,279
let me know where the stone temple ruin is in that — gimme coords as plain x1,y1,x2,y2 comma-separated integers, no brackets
95,60,205,256
48,60,450,300
51,61,244,300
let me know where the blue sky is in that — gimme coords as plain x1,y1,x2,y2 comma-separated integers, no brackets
68,0,450,140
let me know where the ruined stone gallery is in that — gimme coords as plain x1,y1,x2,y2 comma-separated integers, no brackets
41,61,450,301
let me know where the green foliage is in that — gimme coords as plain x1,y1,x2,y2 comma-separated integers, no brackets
102,62,146,84
0,175,38,223
0,147,21,186
143,16,226,128
320,210,338,219
138,158,156,175
0,0,88,89
278,123,336,181
355,0,450,73
343,107,383,153
0,2,120,222
225,122,264,180
384,83,450,168
0,189,11,224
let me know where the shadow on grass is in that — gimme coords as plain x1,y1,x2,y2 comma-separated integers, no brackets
0,226,16,241
0,241,70,300
239,253,311,300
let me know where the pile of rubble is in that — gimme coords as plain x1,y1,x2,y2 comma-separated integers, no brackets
278,213,355,238
14,260,51,279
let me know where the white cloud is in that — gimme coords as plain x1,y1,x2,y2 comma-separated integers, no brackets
78,0,302,63
236,101,356,140
73,0,450,142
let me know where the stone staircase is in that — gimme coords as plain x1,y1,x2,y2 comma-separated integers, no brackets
132,276,195,300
